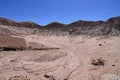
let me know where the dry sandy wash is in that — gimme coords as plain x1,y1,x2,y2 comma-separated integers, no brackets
0,35,120,80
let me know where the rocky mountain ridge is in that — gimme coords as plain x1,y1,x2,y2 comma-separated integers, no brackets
0,16,120,36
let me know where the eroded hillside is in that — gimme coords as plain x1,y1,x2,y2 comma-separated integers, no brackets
0,16,120,80
0,16,120,36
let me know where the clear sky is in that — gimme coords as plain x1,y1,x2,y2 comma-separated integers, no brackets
0,0,120,25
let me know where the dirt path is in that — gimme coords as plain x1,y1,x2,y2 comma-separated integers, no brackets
0,35,120,80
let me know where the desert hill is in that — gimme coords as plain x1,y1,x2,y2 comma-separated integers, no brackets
0,16,120,36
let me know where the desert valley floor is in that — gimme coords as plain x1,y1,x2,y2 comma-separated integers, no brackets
0,35,120,80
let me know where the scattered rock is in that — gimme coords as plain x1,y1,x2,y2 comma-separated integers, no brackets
91,58,105,66
10,59,16,62
99,44,102,46
112,65,115,67
44,74,55,80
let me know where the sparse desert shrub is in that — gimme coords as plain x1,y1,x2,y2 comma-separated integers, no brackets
91,58,105,66
8,75,30,80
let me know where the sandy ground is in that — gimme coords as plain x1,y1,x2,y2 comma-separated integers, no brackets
0,35,120,80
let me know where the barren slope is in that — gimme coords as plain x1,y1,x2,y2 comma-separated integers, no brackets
0,35,120,80
0,16,120,36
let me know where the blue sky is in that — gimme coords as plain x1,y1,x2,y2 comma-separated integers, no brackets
0,0,120,25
